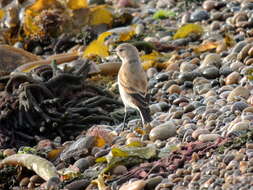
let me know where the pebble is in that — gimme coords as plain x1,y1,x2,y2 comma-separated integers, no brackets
180,62,197,73
192,129,210,139
167,84,181,94
119,180,146,190
201,53,221,68
146,176,163,190
225,71,240,85
155,72,169,82
190,9,209,22
73,158,90,172
231,101,248,113
64,179,89,190
19,177,30,187
198,134,220,142
203,0,216,11
30,175,43,183
112,165,128,175
149,121,177,141
228,121,249,133
202,66,220,79
146,68,158,79
227,86,250,102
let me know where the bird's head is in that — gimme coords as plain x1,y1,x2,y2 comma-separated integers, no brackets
115,43,140,63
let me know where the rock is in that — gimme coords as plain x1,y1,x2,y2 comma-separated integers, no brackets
228,121,249,133
178,72,200,82
20,177,30,187
155,72,169,82
166,62,180,72
232,41,247,53
231,101,248,113
227,86,250,102
88,0,105,4
146,176,163,190
167,84,181,94
30,175,43,183
112,165,128,175
135,24,144,36
198,134,220,142
220,66,233,76
116,0,138,8
60,136,95,161
210,21,220,30
200,53,221,68
146,68,158,79
126,137,142,145
64,179,89,190
149,121,177,141
180,62,197,73
144,37,159,43
203,0,216,11
225,71,240,85
73,158,90,172
202,66,220,79
223,154,235,165
192,129,210,139
149,103,162,115
190,9,209,22
119,180,146,190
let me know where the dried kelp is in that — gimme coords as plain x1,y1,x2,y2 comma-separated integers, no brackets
0,60,122,148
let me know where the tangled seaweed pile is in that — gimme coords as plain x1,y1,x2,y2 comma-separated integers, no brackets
0,61,121,148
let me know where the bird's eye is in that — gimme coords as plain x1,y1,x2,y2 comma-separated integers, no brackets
118,48,124,52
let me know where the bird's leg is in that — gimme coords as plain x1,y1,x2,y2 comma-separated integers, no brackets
122,107,127,131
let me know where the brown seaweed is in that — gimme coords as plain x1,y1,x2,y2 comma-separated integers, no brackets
0,59,122,148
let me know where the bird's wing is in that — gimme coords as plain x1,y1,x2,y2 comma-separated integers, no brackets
118,64,148,95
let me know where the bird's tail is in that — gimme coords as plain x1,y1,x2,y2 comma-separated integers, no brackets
138,106,152,125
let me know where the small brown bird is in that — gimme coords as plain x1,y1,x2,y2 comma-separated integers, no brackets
116,43,152,129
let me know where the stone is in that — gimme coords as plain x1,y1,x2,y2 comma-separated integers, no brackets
225,71,240,85
149,103,162,115
227,86,250,102
146,68,158,79
155,72,169,82
146,176,163,190
192,129,210,139
167,84,181,94
228,121,249,133
203,0,216,11
119,180,146,190
20,177,30,187
73,158,90,172
198,134,220,142
231,101,248,113
113,165,128,175
190,9,209,22
200,53,221,68
149,121,177,141
202,66,220,79
180,62,197,73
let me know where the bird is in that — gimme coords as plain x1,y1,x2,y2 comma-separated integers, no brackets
116,43,152,130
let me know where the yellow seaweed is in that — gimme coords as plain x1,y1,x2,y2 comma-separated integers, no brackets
1,154,59,181
89,5,113,26
67,0,88,10
173,23,203,40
